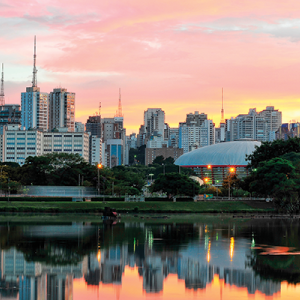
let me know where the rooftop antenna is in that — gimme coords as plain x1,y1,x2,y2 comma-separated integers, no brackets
99,102,101,116
115,88,123,117
32,36,37,87
221,88,224,123
0,63,4,106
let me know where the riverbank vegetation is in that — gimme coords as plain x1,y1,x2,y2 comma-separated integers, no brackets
0,154,194,196
0,201,275,213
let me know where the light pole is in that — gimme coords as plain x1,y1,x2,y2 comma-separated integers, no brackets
149,174,154,184
97,163,102,197
162,163,165,175
228,167,235,200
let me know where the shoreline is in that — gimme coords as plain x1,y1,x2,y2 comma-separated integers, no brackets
0,200,276,214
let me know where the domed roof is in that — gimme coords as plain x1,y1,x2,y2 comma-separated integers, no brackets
175,140,261,167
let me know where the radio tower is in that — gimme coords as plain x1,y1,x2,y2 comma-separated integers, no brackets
115,88,123,117
32,36,37,87
0,63,4,106
221,88,225,123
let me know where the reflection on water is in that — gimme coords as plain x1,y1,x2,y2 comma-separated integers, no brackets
0,217,299,299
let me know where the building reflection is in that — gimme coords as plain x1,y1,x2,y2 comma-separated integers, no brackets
82,223,281,297
0,247,84,300
0,222,284,299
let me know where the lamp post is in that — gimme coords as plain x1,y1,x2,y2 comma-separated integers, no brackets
228,167,235,200
162,163,165,175
149,174,154,184
97,163,102,197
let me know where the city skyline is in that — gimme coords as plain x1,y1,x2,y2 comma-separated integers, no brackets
1,0,300,133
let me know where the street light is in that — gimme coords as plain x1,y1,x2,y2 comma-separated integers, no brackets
228,167,236,200
162,163,165,175
149,174,154,185
97,163,102,197
204,177,209,184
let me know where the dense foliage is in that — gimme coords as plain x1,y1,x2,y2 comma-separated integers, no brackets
241,138,300,213
150,173,201,197
0,152,196,196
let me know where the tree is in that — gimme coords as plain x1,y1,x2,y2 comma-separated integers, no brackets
247,157,299,197
222,174,241,190
246,137,300,168
152,155,164,165
150,173,201,197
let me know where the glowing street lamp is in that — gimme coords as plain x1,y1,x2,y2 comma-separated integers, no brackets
97,163,103,196
204,177,209,184
207,165,212,169
228,167,236,200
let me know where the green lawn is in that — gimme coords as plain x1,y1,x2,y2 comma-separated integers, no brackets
0,201,275,213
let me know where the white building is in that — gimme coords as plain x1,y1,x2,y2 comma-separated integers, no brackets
89,135,102,165
226,107,282,142
3,124,43,165
179,120,215,153
48,88,75,132
43,130,89,161
21,87,48,131
3,125,89,164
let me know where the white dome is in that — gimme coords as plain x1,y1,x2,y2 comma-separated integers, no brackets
175,141,261,167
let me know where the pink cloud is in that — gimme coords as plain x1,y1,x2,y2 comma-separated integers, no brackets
2,0,300,132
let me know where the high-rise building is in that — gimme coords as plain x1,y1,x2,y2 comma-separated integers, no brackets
186,111,207,126
89,135,102,165
21,37,48,131
178,114,214,154
258,106,282,141
226,107,282,142
86,115,101,136
144,108,165,139
48,88,75,132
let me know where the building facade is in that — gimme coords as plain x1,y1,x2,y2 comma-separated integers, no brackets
43,131,89,161
144,108,165,139
86,115,101,136
3,125,89,164
21,87,48,131
145,145,183,165
0,104,21,135
3,124,43,165
48,88,75,132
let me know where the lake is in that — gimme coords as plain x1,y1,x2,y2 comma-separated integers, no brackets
0,214,299,300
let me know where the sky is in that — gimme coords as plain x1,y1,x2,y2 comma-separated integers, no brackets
1,0,300,133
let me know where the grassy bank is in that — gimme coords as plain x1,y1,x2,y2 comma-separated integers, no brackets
0,201,275,213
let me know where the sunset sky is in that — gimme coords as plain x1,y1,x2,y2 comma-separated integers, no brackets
1,0,300,133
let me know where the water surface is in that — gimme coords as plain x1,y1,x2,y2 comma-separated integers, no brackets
0,214,299,299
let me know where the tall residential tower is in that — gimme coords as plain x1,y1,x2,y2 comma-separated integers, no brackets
21,36,48,131
48,88,75,132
